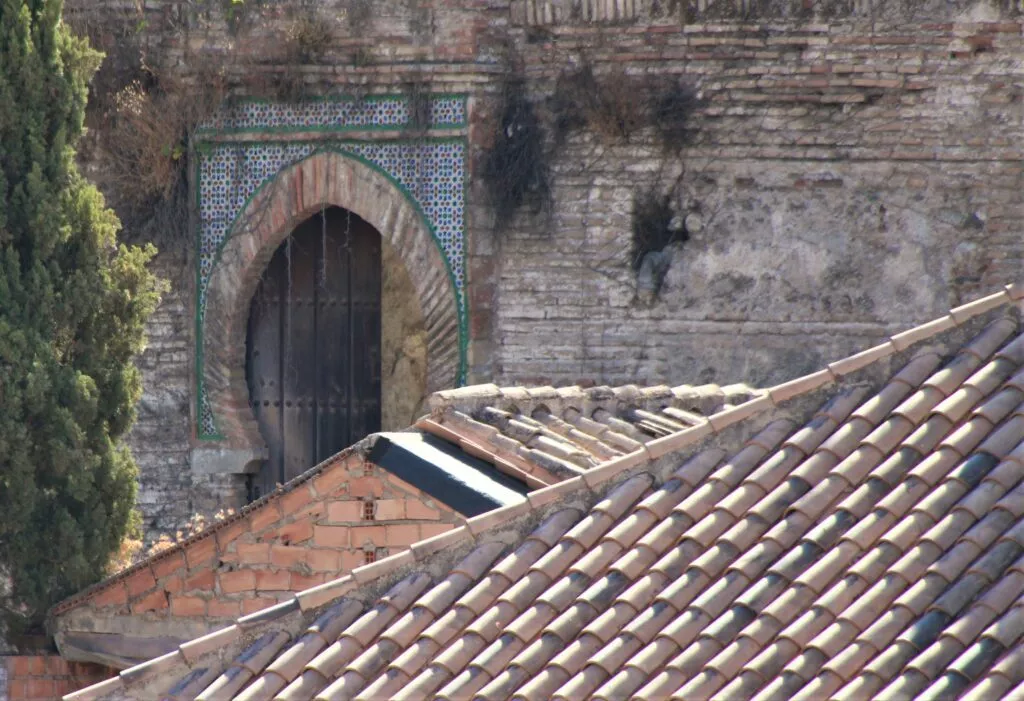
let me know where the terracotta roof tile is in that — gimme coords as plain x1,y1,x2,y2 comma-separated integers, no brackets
162,668,218,701
824,334,888,373
68,291,1024,701
848,384,912,428
421,381,763,482
953,290,1013,324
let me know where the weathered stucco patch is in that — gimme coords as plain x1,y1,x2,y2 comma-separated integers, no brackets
381,239,428,430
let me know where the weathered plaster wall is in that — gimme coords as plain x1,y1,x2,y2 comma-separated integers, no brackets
64,0,1024,537
382,239,429,431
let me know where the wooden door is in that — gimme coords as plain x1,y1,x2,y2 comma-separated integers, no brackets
246,207,382,499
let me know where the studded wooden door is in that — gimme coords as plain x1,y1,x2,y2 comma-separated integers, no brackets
246,207,382,499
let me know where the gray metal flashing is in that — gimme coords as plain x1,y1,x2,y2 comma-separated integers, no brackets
368,432,529,516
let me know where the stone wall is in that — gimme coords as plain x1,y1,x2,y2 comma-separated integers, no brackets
127,251,213,539
62,0,1024,536
126,250,251,537
494,12,1023,388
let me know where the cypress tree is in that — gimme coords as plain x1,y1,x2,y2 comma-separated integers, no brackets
0,0,161,634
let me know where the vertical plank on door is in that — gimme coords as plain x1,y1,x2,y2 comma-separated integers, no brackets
281,217,318,482
247,206,383,497
348,214,382,444
316,207,353,461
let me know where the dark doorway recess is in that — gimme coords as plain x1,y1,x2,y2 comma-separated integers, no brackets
246,206,382,499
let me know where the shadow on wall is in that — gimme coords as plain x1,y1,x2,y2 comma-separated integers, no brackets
382,239,428,429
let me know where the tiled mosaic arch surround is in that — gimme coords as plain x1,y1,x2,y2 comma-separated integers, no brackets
195,95,467,439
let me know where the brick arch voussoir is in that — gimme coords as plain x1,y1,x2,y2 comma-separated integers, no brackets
202,151,460,449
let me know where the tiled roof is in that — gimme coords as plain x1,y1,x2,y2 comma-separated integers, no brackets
419,381,762,485
58,383,754,620
68,285,1024,701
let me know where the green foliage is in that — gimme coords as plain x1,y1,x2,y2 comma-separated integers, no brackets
0,0,161,634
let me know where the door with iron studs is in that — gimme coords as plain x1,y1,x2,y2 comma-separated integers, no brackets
246,206,382,499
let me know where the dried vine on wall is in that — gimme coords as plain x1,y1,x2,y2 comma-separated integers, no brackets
481,79,553,229
69,5,225,257
551,64,648,144
479,55,704,299
107,73,225,246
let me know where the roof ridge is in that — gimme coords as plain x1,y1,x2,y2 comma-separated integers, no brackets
414,415,561,488
427,380,763,417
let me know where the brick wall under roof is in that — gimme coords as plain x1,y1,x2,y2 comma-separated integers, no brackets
49,448,461,668
0,655,112,701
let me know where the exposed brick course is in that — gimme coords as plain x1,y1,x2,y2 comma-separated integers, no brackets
326,500,362,522
123,569,156,598
206,600,242,619
232,542,270,565
272,518,314,545
149,551,184,580
218,570,256,595
269,544,309,568
183,537,216,571
182,568,215,593
0,656,108,701
168,597,206,618
51,449,464,639
129,589,167,615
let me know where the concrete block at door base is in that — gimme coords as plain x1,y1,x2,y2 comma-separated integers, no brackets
191,446,268,476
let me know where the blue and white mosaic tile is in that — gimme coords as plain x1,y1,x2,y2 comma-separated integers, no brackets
197,95,466,134
196,96,467,438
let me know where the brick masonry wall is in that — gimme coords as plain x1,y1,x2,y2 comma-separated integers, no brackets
52,449,460,648
494,16,1024,388
61,0,1024,535
0,656,113,701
